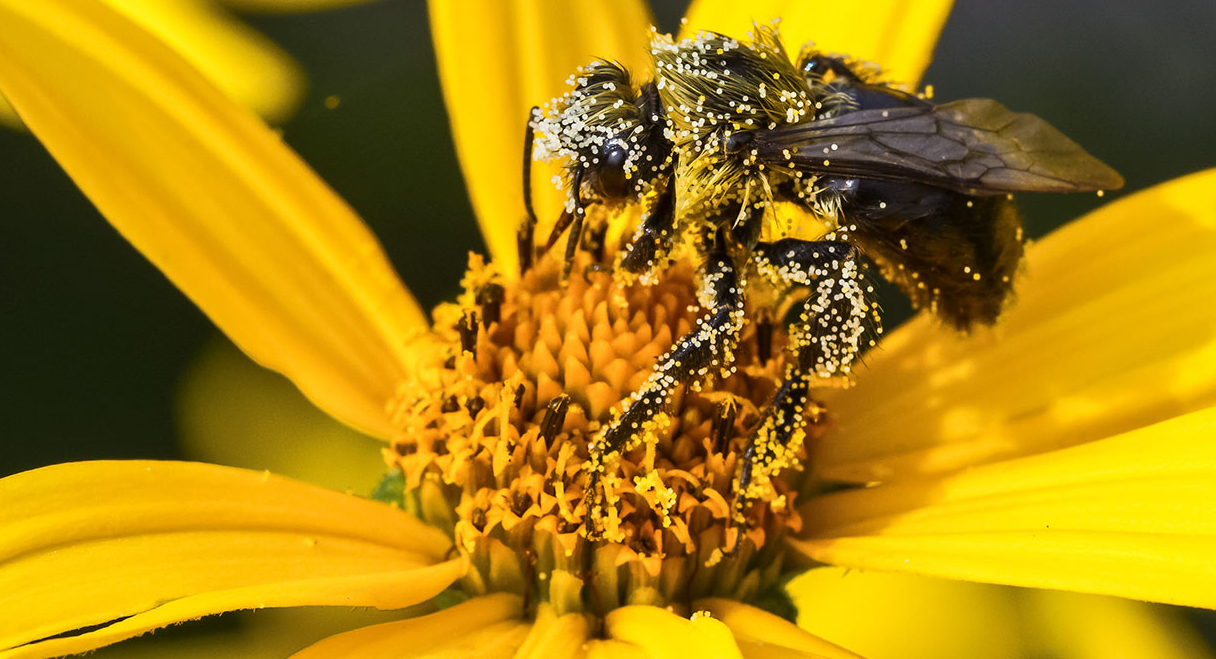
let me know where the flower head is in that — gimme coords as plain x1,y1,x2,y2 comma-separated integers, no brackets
1,0,1216,658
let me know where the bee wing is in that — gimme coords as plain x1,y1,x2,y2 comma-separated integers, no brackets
754,98,1124,194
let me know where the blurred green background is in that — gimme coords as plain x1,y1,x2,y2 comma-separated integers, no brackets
1,0,1214,646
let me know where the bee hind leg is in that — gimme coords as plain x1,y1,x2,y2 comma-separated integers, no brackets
731,239,879,546
584,231,745,536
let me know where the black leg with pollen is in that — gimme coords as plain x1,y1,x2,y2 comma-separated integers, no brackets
584,231,746,535
733,238,878,530
619,183,676,275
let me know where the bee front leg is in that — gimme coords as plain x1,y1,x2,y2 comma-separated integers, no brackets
584,232,745,536
619,182,675,275
519,107,541,274
732,240,879,542
561,168,587,282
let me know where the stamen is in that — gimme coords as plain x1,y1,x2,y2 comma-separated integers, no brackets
540,394,571,444
458,310,478,354
388,251,824,615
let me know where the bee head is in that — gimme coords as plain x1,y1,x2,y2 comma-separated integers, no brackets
533,62,672,204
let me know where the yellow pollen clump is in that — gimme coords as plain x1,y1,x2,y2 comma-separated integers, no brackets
383,250,824,616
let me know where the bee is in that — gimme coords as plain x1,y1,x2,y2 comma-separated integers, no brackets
524,24,1122,536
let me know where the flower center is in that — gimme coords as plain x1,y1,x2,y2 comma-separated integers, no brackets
385,249,824,616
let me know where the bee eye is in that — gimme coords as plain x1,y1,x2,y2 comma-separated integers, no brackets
595,144,630,199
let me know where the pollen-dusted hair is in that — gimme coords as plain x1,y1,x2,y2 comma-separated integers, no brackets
532,61,671,201
651,23,816,223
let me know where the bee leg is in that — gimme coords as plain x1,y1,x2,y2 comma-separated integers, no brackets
584,231,745,536
731,240,877,546
732,362,813,549
561,168,587,282
752,239,876,378
619,182,675,275
519,107,541,275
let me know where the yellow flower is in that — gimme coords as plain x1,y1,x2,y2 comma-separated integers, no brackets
0,0,375,129
1,1,1215,659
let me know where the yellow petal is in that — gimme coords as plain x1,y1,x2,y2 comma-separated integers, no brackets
816,169,1216,483
514,604,593,659
0,460,461,657
682,0,952,86
429,0,653,275
0,0,427,438
106,0,303,123
582,640,651,659
1022,589,1216,659
694,599,864,659
216,0,379,12
789,567,1216,659
788,567,1029,659
0,0,305,129
90,606,432,659
792,405,1216,608
605,606,743,659
177,336,387,492
289,594,527,658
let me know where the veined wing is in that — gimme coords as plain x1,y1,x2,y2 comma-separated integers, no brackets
753,98,1124,195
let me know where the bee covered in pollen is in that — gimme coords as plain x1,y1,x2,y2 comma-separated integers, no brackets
525,23,1123,537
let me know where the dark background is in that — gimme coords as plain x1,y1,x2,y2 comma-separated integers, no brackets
1,0,1214,640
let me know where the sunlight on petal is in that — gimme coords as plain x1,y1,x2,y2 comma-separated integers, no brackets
107,0,303,123
177,336,387,492
0,0,427,438
682,0,952,86
792,405,1216,608
817,169,1216,482
790,567,1029,659
0,0,305,129
0,461,460,658
429,0,653,275
289,594,527,658
1024,589,1216,659
790,568,1215,659
605,606,742,659
695,599,864,659
582,640,651,659
514,604,593,659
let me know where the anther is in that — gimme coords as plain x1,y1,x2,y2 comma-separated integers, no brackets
511,490,533,516
477,283,505,327
712,398,737,454
540,394,571,444
458,310,479,354
441,395,460,413
466,395,485,418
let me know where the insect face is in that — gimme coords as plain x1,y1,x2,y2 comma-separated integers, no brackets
531,61,672,207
